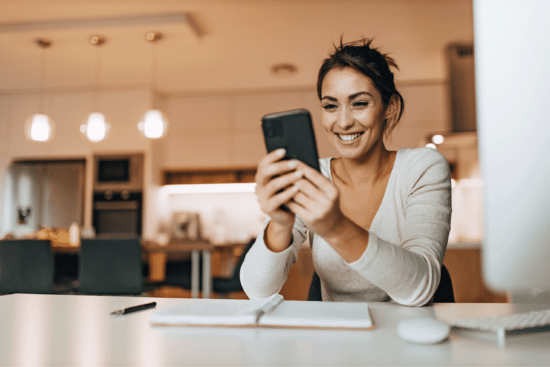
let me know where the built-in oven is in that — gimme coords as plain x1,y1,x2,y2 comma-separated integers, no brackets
92,191,142,237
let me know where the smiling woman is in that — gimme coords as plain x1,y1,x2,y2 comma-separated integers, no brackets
240,38,452,306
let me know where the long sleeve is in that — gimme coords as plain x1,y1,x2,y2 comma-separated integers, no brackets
242,148,452,306
346,148,452,306
240,217,308,300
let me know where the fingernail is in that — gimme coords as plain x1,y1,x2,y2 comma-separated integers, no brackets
294,170,303,177
276,148,286,155
288,160,298,168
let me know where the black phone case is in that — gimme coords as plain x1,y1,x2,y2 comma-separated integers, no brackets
261,109,320,171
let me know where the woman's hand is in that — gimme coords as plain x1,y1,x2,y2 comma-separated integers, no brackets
285,161,345,241
255,149,304,251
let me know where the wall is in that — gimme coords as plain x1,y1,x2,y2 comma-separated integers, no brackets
160,82,449,169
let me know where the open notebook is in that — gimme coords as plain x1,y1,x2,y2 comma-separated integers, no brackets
150,294,374,330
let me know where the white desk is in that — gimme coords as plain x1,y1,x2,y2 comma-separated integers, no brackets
1,294,549,366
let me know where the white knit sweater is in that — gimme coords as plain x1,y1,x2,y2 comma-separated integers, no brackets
240,147,452,306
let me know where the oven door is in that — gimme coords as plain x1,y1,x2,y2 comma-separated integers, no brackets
92,192,142,236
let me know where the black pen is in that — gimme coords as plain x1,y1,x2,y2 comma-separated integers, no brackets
111,302,157,315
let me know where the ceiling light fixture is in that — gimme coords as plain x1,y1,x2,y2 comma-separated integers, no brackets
80,35,110,143
138,32,169,139
271,63,298,77
25,38,54,142
431,134,445,145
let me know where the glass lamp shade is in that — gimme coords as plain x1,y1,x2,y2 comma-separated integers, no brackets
80,112,110,143
25,113,54,142
138,109,168,139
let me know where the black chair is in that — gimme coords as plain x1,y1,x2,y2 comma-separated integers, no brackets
0,239,54,294
307,263,455,303
212,238,254,297
78,237,143,295
433,264,455,303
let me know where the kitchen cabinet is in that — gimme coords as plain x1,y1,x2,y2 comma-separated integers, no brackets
162,167,256,185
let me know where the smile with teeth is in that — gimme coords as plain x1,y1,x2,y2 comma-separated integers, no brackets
337,132,364,141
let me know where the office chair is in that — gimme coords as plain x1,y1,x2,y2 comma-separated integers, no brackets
78,237,143,295
0,239,54,294
307,263,455,303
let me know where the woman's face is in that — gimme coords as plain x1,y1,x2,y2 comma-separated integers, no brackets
320,67,389,160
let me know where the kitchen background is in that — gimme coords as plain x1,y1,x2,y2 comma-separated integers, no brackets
0,0,480,248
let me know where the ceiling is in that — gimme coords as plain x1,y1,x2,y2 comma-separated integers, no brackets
0,0,473,95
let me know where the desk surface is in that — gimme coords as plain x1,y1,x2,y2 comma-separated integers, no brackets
1,294,549,366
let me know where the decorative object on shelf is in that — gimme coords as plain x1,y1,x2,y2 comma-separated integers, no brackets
80,35,110,143
138,31,169,139
17,207,31,225
25,38,55,142
172,212,201,241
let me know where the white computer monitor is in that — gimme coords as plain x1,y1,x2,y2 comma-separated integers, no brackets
474,0,550,294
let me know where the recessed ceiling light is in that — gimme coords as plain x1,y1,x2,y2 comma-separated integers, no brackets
271,63,298,77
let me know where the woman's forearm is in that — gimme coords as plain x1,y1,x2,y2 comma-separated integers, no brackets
320,216,370,263
264,220,294,253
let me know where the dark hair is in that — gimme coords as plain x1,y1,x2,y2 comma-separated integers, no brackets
317,37,405,137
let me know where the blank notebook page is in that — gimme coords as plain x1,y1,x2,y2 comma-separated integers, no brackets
259,300,373,329
150,299,263,326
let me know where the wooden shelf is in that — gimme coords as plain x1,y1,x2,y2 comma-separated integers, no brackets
162,167,256,185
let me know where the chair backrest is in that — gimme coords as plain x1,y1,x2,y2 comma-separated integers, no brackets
307,264,455,302
0,239,54,294
230,239,255,279
211,238,256,295
78,237,142,295
433,263,455,303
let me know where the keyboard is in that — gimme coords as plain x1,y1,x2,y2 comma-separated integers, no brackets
449,308,550,332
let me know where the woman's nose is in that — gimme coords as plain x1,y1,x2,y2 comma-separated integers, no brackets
337,108,354,129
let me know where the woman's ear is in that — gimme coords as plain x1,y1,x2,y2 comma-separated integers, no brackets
383,94,400,136
384,94,398,121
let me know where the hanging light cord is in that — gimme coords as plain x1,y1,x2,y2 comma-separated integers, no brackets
151,39,158,92
94,42,102,111
90,35,106,112
39,46,46,113
36,39,51,114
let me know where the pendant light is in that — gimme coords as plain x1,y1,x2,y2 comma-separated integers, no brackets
137,32,168,139
80,35,110,143
25,38,55,142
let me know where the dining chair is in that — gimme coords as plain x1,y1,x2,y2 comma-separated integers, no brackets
78,237,143,295
0,239,54,294
307,263,455,303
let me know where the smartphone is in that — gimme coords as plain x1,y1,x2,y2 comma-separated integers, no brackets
261,109,320,171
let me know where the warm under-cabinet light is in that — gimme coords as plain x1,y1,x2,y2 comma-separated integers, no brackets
162,183,256,194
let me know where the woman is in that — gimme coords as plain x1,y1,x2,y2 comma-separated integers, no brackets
240,38,451,306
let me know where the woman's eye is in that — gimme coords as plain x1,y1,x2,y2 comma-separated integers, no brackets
353,101,369,107
322,103,337,110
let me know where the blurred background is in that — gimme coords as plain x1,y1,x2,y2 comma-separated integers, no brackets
1,0,490,301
